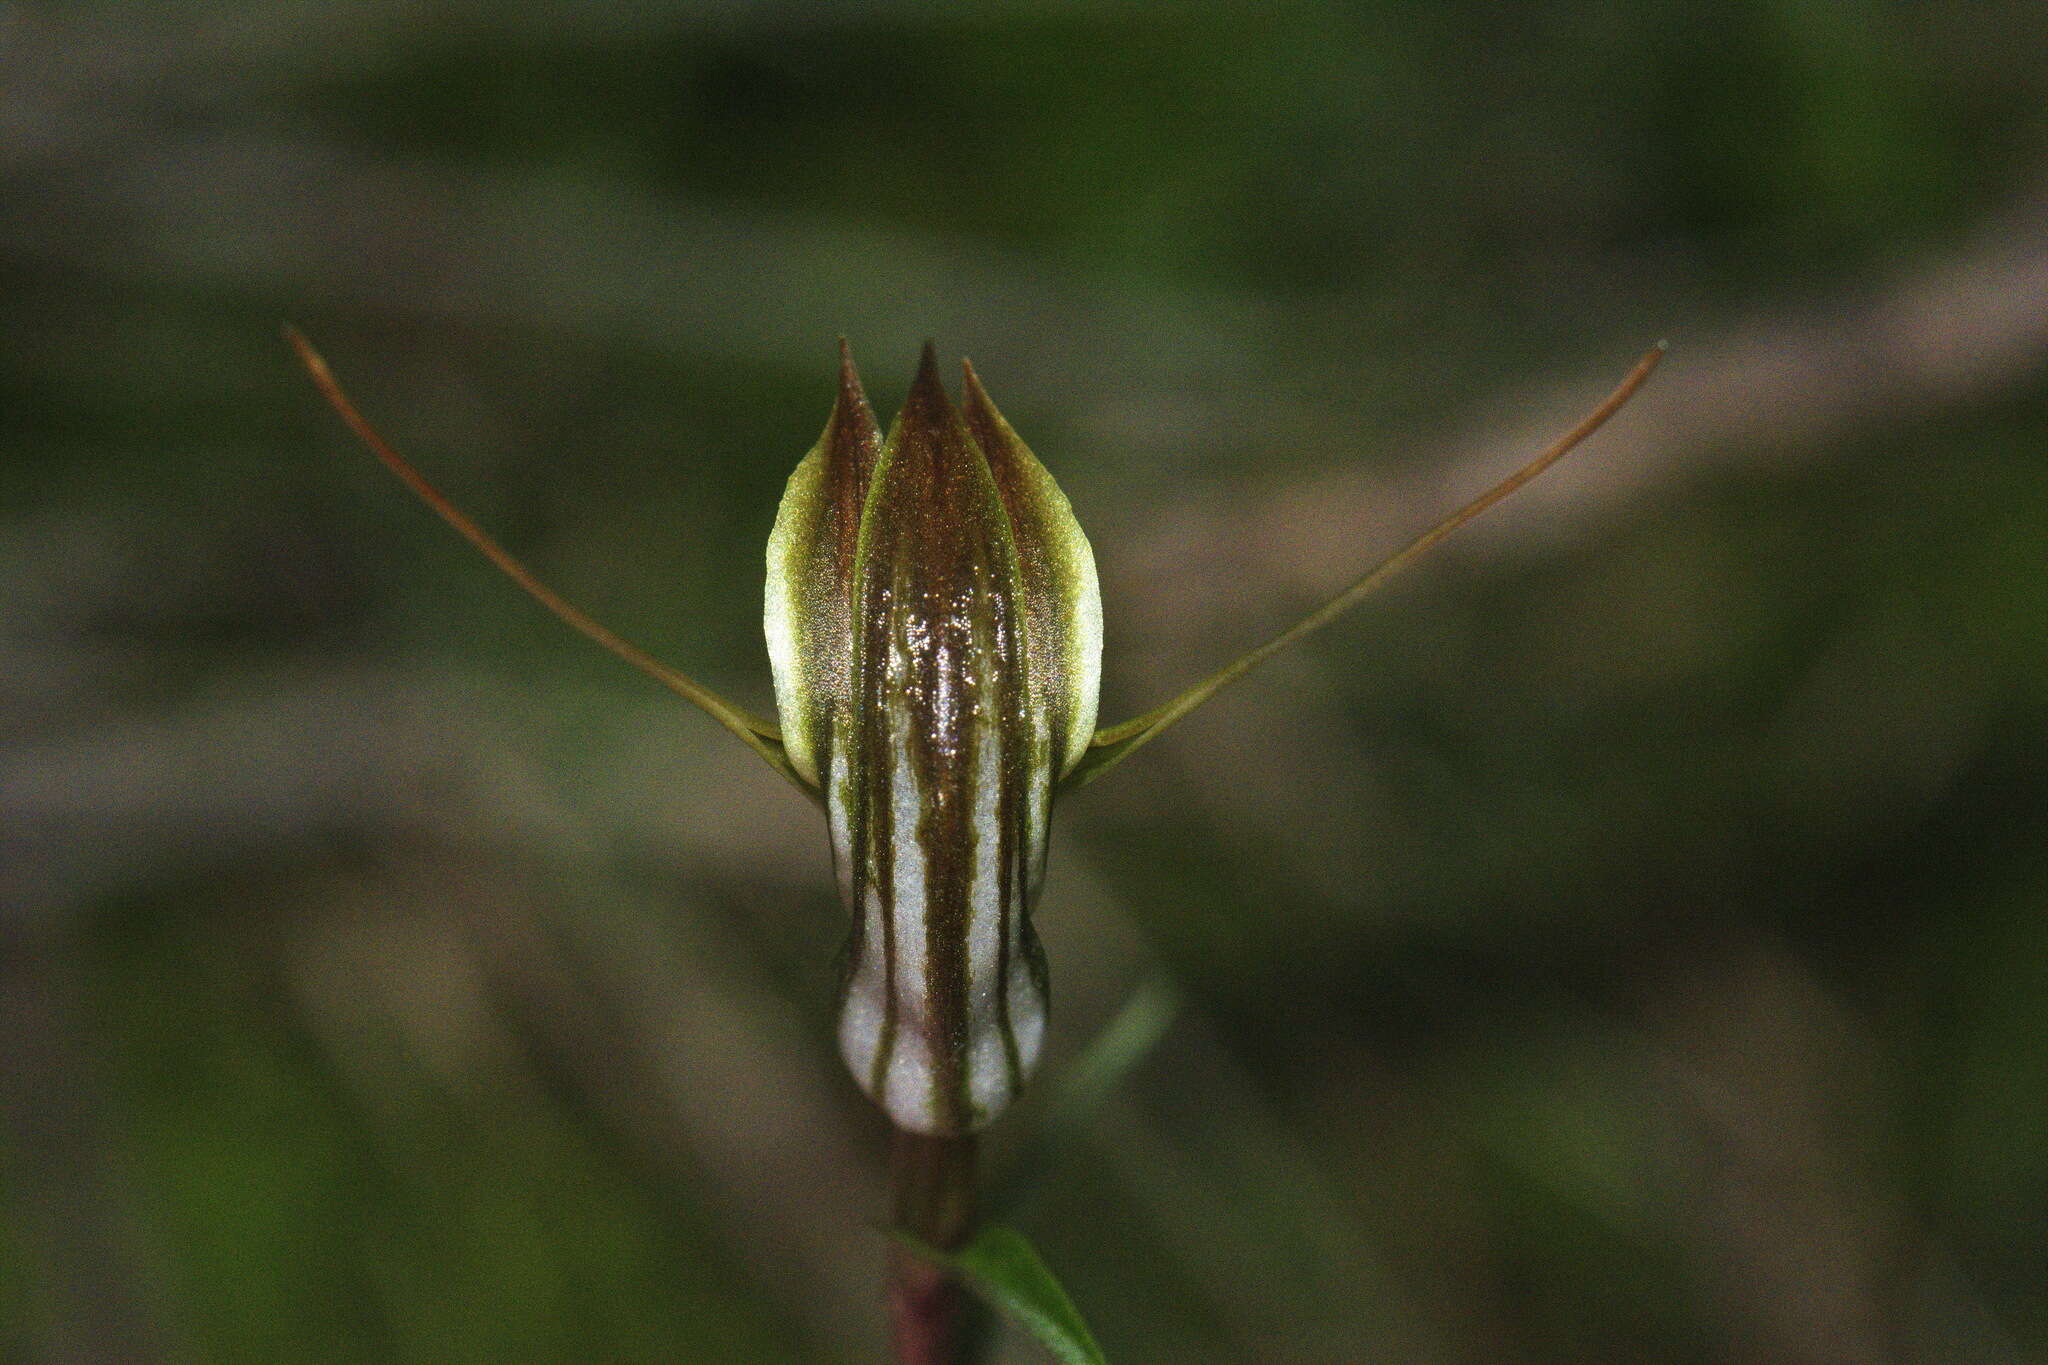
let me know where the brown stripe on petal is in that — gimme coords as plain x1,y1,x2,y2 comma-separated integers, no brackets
827,341,880,568
832,345,1052,1135
960,360,1103,779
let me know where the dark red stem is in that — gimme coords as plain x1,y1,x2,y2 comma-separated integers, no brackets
888,1130,979,1365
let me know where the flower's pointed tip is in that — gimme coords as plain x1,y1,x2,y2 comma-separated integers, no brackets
959,354,990,407
913,338,944,389
833,335,869,410
901,339,957,421
958,356,1010,441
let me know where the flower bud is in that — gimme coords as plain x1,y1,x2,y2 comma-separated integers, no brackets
767,344,1101,1134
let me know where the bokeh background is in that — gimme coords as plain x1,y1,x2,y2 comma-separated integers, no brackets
6,4,2048,1362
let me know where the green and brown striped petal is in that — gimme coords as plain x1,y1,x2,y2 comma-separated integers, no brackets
766,344,1101,1134
764,342,884,788
961,360,1102,779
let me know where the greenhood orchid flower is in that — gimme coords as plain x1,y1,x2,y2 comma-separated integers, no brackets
766,344,1101,1133
289,329,1661,1136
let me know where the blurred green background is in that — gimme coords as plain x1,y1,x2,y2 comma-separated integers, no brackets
5,3,2048,1362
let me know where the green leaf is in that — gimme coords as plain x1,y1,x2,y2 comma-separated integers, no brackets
1040,976,1181,1134
994,976,1182,1214
890,1224,1109,1365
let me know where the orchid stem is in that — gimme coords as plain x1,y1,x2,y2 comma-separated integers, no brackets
888,1131,983,1365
